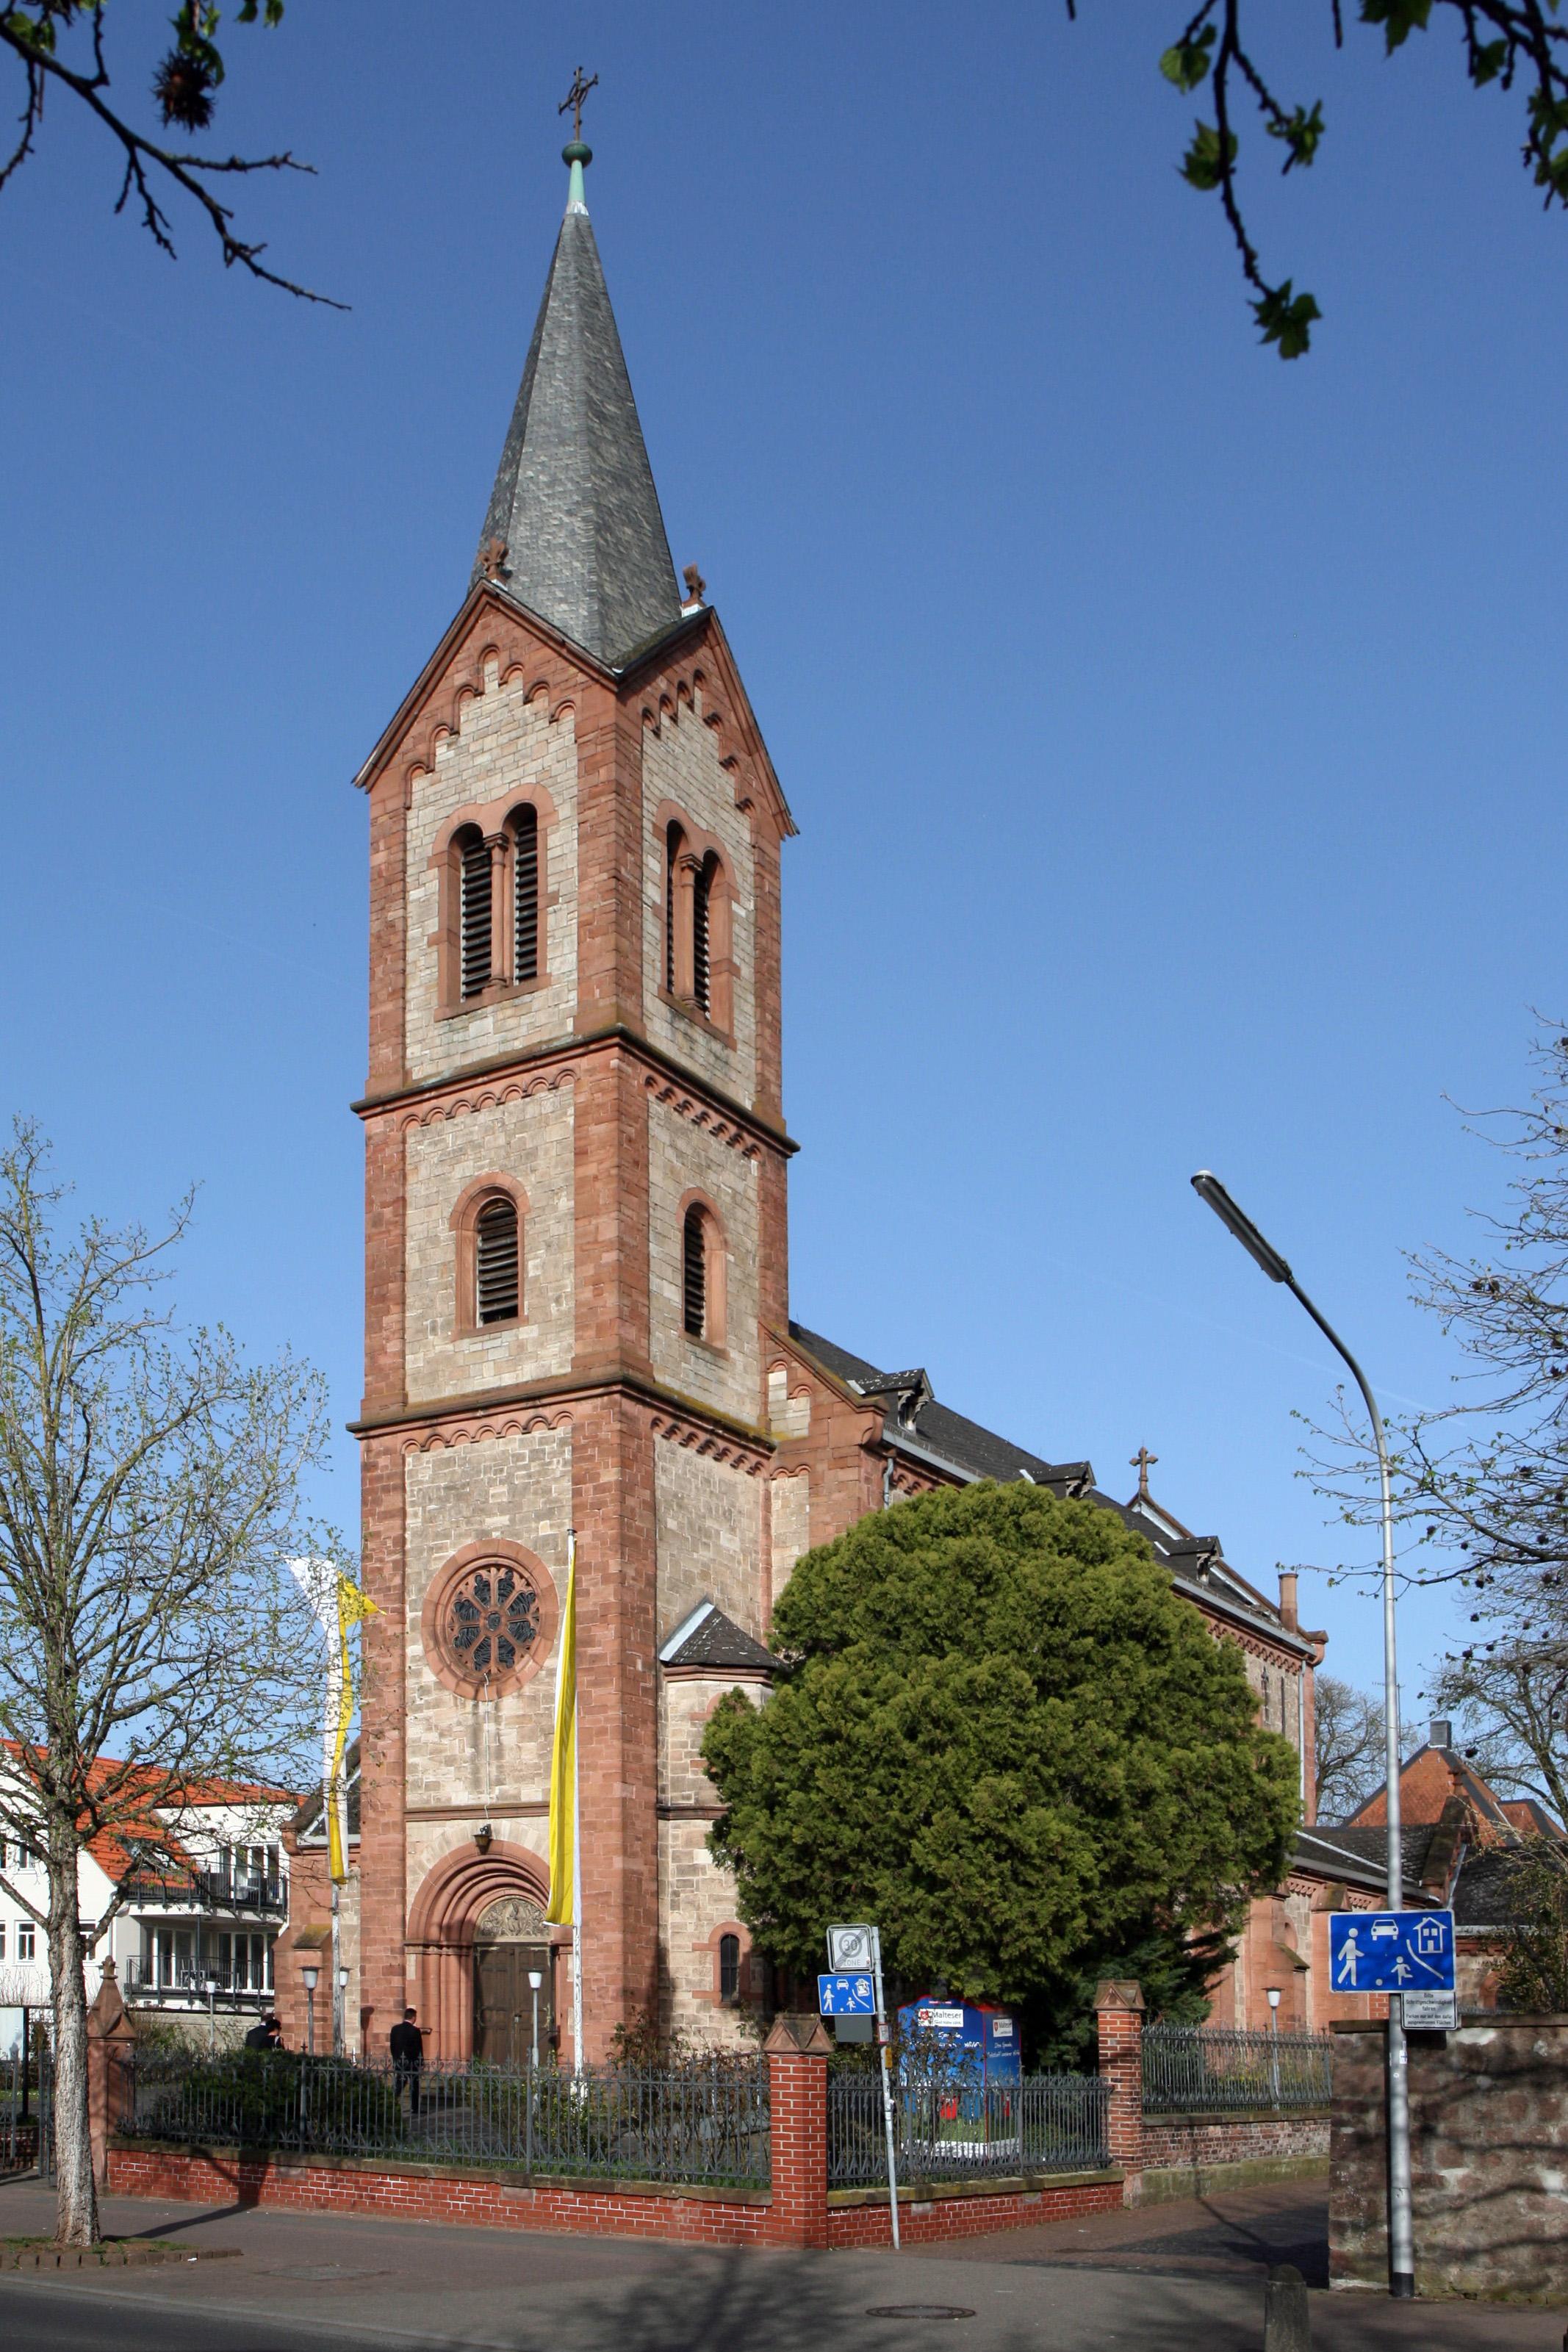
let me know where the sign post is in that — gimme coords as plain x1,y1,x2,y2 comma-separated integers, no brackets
826,1924,900,2251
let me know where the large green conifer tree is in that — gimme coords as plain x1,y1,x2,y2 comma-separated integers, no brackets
702,1482,1299,2059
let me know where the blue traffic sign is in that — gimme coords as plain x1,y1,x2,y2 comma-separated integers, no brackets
1328,1910,1455,1994
818,1971,877,2016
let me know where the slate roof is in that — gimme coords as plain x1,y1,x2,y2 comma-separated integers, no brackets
659,1602,782,1675
1451,1841,1559,1930
472,178,681,668
1292,1825,1423,1904
787,1324,1092,1496
1305,1819,1442,1878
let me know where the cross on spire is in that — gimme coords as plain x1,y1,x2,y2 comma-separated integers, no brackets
560,65,598,140
1130,1445,1158,1501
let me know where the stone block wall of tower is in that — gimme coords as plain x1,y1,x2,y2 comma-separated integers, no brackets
350,579,796,2065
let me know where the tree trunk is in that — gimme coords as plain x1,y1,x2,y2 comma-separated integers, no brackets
49,1861,97,2247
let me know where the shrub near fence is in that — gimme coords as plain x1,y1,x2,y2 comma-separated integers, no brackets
827,2069,1109,2187
117,2049,770,2187
1141,2024,1332,2114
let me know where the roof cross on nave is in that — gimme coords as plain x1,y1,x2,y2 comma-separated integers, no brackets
1130,1445,1158,1502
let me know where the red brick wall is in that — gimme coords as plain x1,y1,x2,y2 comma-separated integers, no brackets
827,2177,1123,2248
1139,2112,1329,2172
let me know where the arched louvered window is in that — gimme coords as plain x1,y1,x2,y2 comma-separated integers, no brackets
719,1932,741,2004
512,805,539,983
458,827,492,1000
665,822,683,994
474,1195,519,1326
692,852,718,1015
683,1204,707,1337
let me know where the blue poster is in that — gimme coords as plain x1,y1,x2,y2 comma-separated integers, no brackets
1328,1910,1455,1994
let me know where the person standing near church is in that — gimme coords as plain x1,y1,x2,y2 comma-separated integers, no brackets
389,2007,429,2115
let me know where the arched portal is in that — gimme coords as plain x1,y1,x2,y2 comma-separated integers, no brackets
473,1892,554,2065
406,1840,554,2063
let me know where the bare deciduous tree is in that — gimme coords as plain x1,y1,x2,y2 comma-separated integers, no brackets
1312,1673,1388,1821
0,1122,330,2245
1428,1633,1568,1825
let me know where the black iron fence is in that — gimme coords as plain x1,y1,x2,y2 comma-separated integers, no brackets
1141,2024,1332,2114
1,2039,50,2176
827,2068,1109,2187
117,2049,770,2186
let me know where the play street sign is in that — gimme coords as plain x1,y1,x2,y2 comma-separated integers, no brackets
1328,1909,1455,1995
818,1971,877,2017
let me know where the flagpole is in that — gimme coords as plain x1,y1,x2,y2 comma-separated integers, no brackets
570,1528,583,2076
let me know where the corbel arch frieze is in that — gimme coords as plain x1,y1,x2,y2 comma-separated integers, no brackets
397,1068,576,1133
393,622,580,805
643,1074,759,1159
402,1406,575,1456
650,1411,769,1476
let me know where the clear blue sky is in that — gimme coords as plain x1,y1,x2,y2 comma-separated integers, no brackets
1,4,1561,1716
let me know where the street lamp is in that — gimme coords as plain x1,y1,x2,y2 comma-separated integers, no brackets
1190,1170,1413,2301
204,1971,220,2055
528,1969,542,2071
301,1963,319,2057
338,1966,350,2057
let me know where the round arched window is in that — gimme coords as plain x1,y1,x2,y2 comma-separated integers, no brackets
421,1544,557,1700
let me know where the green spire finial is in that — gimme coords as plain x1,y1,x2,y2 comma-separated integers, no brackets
559,66,597,209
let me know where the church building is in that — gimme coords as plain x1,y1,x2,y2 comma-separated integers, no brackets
315,136,1337,2066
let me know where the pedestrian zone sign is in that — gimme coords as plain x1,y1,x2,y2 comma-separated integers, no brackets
818,1972,877,2017
1328,1910,1455,1994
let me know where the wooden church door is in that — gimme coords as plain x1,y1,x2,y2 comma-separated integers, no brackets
472,1894,553,2065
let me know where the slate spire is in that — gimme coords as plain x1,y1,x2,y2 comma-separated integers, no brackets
472,137,681,668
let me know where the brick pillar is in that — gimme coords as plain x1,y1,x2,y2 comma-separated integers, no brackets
85,1960,136,2185
764,2013,832,2248
1093,1977,1146,2201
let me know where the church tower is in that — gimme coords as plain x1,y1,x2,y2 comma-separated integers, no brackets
350,133,794,2060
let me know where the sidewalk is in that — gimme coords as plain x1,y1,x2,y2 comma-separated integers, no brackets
1,2171,1558,2350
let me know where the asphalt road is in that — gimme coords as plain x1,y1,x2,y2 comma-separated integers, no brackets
0,2177,1558,2351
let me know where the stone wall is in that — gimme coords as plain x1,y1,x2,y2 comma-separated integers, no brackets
639,688,758,1110
1330,2013,1568,2302
404,667,579,1085
403,1425,574,1831
653,1438,762,1648
404,1087,575,1404
647,1096,760,1425
1138,2109,1328,2201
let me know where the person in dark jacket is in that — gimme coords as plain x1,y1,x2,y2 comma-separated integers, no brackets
244,2015,283,2052
389,2007,430,2115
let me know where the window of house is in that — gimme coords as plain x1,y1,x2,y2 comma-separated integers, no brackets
683,1204,707,1337
458,825,492,999
719,1932,741,2004
0,1924,6,1959
475,1195,520,1325
513,805,539,982
17,1922,35,1960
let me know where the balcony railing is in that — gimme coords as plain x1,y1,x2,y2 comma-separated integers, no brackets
123,1957,273,2003
120,1868,286,1918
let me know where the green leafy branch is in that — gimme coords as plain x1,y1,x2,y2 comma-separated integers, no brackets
1069,1,1568,356
0,3,342,305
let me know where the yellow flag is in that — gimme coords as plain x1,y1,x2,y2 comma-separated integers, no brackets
545,1533,577,1925
329,1576,378,1885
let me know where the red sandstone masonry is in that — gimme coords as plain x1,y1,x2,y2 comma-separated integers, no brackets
827,2176,1124,2249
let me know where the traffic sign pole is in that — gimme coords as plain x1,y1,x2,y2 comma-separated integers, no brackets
871,1931,900,2253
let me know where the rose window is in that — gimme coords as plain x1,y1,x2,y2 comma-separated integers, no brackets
442,1563,542,1677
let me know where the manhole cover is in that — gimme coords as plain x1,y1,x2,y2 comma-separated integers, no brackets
865,2307,976,2321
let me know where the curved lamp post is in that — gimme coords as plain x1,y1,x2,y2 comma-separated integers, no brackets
1190,1170,1413,2300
